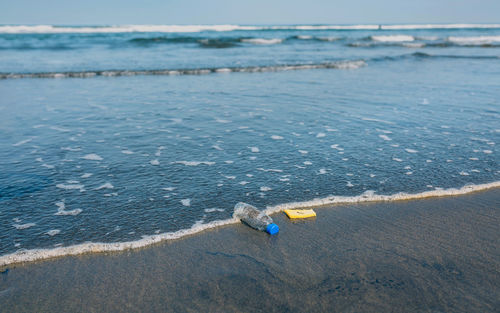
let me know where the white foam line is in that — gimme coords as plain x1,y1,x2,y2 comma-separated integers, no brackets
0,24,258,34
0,218,238,266
174,161,215,166
241,38,284,45
264,181,500,215
2,61,367,80
12,138,33,146
1,181,498,267
372,35,414,42
3,24,499,34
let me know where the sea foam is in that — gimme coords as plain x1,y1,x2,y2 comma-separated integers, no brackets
241,38,284,45
174,161,215,166
13,223,36,230
0,60,366,80
447,36,500,45
371,35,415,42
0,181,498,266
81,154,103,161
1,24,500,35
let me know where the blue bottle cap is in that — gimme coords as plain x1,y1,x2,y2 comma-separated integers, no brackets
265,223,279,235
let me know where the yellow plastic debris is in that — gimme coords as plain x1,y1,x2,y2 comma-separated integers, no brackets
284,209,316,219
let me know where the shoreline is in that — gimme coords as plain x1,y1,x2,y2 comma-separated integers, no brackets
1,181,499,267
1,188,499,312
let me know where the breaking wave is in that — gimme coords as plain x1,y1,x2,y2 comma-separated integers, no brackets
2,51,498,80
1,24,500,34
0,60,367,79
0,181,498,266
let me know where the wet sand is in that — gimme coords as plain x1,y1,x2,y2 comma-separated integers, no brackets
1,189,499,312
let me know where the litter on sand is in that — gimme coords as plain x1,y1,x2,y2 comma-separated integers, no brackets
284,209,316,219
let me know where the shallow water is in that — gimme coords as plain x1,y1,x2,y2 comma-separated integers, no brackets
1,190,499,312
0,24,498,260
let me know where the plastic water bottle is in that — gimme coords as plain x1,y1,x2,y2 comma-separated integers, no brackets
233,202,279,235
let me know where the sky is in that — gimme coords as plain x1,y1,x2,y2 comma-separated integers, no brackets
1,0,500,25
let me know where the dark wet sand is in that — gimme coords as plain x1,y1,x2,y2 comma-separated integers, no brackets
1,189,499,312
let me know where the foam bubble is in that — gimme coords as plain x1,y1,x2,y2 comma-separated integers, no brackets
241,38,284,45
317,36,340,41
249,147,260,153
150,159,160,165
403,43,425,48
47,230,60,236
271,135,284,140
81,154,103,161
393,158,403,162
54,201,82,216
49,126,70,132
181,199,191,206
361,117,394,124
204,208,225,213
215,68,232,73
96,183,114,190
299,150,309,154
448,36,500,45
12,138,33,146
405,149,418,153
81,173,93,178
316,133,326,138
260,186,272,192
56,183,85,192
372,35,415,42
122,150,134,154
174,161,215,166
257,168,283,173
379,134,392,141
13,223,36,230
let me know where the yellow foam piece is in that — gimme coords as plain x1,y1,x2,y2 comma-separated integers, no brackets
284,209,316,219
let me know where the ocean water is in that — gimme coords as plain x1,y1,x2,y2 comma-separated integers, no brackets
0,24,499,264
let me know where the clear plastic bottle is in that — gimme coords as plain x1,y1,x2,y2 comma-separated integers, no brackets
233,202,279,235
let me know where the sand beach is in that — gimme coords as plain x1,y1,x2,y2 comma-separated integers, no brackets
1,188,498,312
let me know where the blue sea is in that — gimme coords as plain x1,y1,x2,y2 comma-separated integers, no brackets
0,24,499,264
